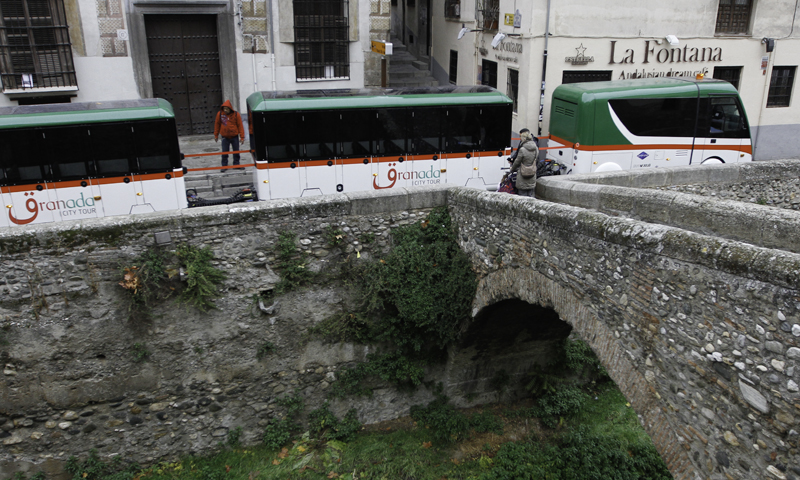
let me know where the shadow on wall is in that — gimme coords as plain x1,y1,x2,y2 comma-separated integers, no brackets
448,299,572,404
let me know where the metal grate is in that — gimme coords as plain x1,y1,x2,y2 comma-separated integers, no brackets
293,0,350,80
448,49,457,84
0,0,77,91
767,66,796,108
477,0,498,31
715,0,752,34
713,66,742,90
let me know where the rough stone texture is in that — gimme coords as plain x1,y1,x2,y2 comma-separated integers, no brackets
451,186,800,480
2,175,800,480
538,159,800,253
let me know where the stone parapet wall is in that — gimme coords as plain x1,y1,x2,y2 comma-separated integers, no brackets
0,188,449,478
537,159,800,253
449,188,800,480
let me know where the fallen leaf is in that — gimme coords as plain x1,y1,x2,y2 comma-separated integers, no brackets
327,472,339,479
278,448,289,459
422,441,432,449
225,465,231,473
272,460,281,466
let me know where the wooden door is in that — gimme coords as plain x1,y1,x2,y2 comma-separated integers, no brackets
145,15,222,135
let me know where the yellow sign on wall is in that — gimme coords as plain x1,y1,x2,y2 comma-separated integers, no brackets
504,14,514,26
371,40,386,55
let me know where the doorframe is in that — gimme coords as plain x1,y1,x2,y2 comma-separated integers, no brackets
125,0,240,112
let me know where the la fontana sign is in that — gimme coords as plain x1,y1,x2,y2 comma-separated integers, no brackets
609,40,722,65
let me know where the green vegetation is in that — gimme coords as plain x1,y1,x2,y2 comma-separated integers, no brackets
256,342,276,360
65,449,140,480
176,245,227,312
131,343,151,363
119,244,226,321
274,231,313,294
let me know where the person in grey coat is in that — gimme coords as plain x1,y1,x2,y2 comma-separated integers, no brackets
510,129,539,197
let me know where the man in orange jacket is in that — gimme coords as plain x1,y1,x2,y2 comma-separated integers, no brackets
214,100,245,171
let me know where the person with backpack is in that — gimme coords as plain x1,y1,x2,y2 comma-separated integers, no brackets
214,100,246,172
509,128,539,198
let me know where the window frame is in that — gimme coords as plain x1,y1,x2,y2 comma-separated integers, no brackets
507,68,519,114
292,0,350,81
715,0,753,35
713,66,743,90
0,0,78,92
444,0,460,19
448,50,457,84
767,66,796,108
477,0,499,31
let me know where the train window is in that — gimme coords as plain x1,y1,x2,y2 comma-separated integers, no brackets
1,130,49,184
697,97,749,139
264,112,302,162
609,97,697,138
300,110,339,161
373,108,407,155
339,110,372,157
43,126,93,181
88,123,135,177
409,107,443,154
444,106,481,152
133,121,178,172
479,105,513,150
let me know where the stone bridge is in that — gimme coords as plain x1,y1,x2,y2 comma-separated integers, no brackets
1,160,799,480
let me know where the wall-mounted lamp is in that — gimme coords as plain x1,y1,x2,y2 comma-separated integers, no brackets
491,32,506,48
457,23,482,40
665,35,679,46
762,37,775,52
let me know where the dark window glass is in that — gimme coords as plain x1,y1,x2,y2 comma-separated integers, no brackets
133,120,178,172
264,112,302,162
299,110,339,160
444,106,480,152
697,97,749,138
767,66,795,108
609,97,697,137
507,69,519,113
293,0,349,81
43,126,91,180
373,108,407,155
88,123,135,176
481,59,497,88
3,129,48,183
0,0,78,91
713,66,742,90
478,105,511,150
449,50,458,84
715,0,752,34
339,109,372,157
409,107,442,154
562,70,612,84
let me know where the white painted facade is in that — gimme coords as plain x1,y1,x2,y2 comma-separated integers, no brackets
1,0,390,119
428,0,800,160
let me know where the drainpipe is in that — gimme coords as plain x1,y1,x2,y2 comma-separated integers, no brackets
537,0,551,138
268,0,277,91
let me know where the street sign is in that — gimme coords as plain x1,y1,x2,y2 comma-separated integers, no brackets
371,40,393,55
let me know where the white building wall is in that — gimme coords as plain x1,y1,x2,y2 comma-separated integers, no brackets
430,0,800,160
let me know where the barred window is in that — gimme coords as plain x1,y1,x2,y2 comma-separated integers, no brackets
0,0,77,91
507,68,518,113
713,66,742,90
478,0,499,31
715,0,752,34
293,0,350,81
445,0,460,18
767,66,796,108
448,50,457,84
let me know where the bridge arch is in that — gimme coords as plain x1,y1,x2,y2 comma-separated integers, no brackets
471,267,697,479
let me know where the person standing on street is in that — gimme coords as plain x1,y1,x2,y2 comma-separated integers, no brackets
214,100,245,172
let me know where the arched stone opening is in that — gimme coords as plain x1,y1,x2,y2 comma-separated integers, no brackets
444,299,572,406
465,267,697,478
